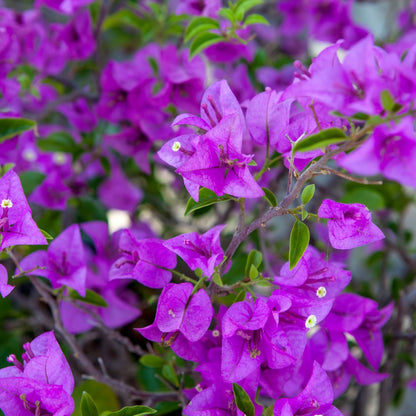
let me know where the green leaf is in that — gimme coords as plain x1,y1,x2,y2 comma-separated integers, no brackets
253,278,272,287
37,131,77,154
104,405,157,416
102,9,144,30
218,7,235,22
262,187,277,207
244,13,269,25
212,272,224,286
301,184,315,205
189,32,223,58
184,188,233,215
350,112,370,120
0,118,36,143
81,391,99,416
380,89,394,111
301,209,308,221
235,0,263,20
69,289,108,307
249,264,259,279
161,364,179,387
289,220,310,270
292,128,347,153
232,383,255,416
245,249,262,277
139,355,166,368
71,381,120,416
40,229,54,240
185,16,220,42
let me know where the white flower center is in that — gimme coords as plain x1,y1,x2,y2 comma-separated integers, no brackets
1,199,13,209
305,314,317,329
53,152,67,165
23,149,37,162
212,329,220,337
168,309,176,318
172,141,181,152
316,286,327,298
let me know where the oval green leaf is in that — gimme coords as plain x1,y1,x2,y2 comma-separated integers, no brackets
244,13,269,25
0,118,36,143
292,128,347,153
301,184,315,205
190,32,223,58
185,188,233,215
380,89,394,112
289,220,310,270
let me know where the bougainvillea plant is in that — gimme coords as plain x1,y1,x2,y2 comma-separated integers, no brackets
0,0,415,415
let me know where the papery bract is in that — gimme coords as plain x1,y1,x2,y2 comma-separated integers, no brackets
0,170,47,250
0,331,74,416
20,224,87,296
110,230,176,288
318,199,384,249
163,225,225,279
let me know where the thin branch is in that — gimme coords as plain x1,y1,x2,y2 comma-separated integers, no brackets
321,166,383,185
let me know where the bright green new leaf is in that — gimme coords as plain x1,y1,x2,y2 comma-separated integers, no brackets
235,0,263,20
212,272,224,286
249,264,259,279
232,383,255,416
301,184,315,205
0,118,36,143
380,89,394,112
184,188,233,215
244,13,269,25
289,220,310,270
292,128,347,153
190,32,223,58
39,229,54,240
185,16,220,42
218,7,235,22
245,249,262,277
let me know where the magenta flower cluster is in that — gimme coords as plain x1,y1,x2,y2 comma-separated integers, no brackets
0,0,414,415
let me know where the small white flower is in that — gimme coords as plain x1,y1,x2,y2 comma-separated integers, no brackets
316,286,327,298
305,314,317,329
22,149,37,162
171,141,181,152
53,152,67,165
1,199,13,209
